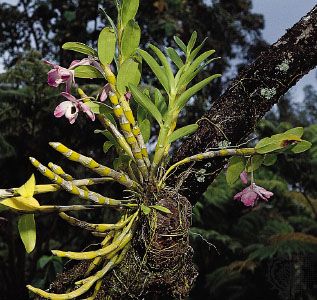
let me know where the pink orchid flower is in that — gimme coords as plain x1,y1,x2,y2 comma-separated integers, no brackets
54,92,95,124
234,183,273,207
44,58,98,93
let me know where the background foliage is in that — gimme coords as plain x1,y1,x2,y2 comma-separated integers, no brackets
0,0,316,299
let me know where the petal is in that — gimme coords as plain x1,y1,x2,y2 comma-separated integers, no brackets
241,191,258,206
61,92,77,102
64,104,79,124
240,171,248,185
79,103,95,121
254,185,274,200
47,69,61,87
43,60,56,67
54,101,73,118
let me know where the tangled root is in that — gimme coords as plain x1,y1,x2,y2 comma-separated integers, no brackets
37,189,197,300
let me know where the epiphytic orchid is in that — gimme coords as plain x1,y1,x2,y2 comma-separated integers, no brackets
54,92,95,124
234,183,273,207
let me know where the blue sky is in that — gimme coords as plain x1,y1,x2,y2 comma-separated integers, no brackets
1,0,316,101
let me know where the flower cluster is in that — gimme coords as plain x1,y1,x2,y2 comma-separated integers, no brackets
44,58,105,124
234,171,273,207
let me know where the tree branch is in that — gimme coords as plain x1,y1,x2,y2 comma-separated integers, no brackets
170,5,317,204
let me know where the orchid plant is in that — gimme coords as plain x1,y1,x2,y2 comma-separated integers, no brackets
0,0,312,299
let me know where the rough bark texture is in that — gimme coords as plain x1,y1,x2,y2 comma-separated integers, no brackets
170,4,317,205
40,5,317,299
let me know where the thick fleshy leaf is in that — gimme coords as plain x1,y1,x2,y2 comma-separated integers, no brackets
149,44,174,87
139,119,151,143
17,174,35,198
138,49,169,93
121,20,141,61
98,27,116,65
149,205,172,214
129,84,163,126
74,65,104,78
18,214,36,253
176,74,221,110
62,42,97,56
168,124,198,143
187,31,197,53
173,36,187,53
166,47,184,69
226,156,245,185
99,8,117,36
291,140,312,153
121,0,139,26
188,37,208,62
117,59,141,94
1,197,40,211
284,127,304,138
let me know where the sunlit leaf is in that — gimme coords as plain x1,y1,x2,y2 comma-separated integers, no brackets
291,140,312,154
62,42,97,56
117,59,141,94
138,49,169,93
74,65,104,79
166,47,184,69
187,31,197,53
246,155,264,172
141,204,151,215
121,0,139,26
168,124,198,143
18,214,36,253
173,36,187,53
103,141,113,154
129,84,163,126
121,20,141,61
98,27,116,65
17,174,35,198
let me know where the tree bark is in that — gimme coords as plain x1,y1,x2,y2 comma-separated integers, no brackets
170,4,317,204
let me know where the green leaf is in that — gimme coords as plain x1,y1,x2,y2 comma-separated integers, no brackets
226,156,245,185
117,59,141,94
284,127,304,138
121,20,141,61
149,205,172,214
141,204,151,215
18,214,36,253
263,154,277,166
138,49,169,93
98,27,116,65
176,74,221,110
129,84,163,126
154,88,167,116
166,47,184,69
137,105,148,124
168,124,198,143
179,49,216,87
62,42,97,56
139,119,151,143
246,155,264,172
121,0,139,27
187,31,197,53
149,44,174,87
173,36,187,53
188,37,208,62
291,140,312,154
103,141,113,154
74,65,104,79
84,101,113,115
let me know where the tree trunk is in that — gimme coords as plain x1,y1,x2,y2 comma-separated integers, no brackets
43,4,317,299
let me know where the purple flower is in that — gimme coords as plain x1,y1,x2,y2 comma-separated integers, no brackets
44,61,75,93
234,183,273,207
54,92,95,124
240,171,248,185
